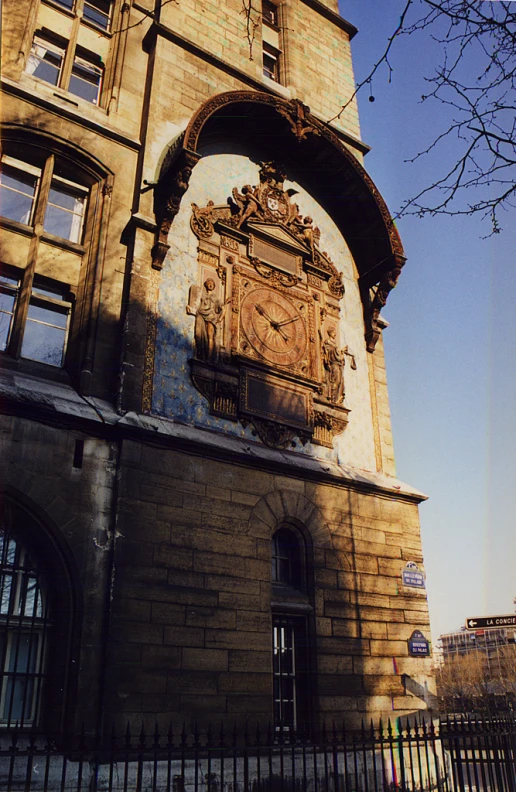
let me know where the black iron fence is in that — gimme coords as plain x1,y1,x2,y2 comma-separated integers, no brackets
1,715,515,792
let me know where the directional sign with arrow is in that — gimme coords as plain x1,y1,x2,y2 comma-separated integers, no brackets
465,615,516,630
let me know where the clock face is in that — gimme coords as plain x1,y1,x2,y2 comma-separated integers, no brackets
240,287,308,366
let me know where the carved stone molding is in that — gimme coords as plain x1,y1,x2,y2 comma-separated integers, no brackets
152,149,201,269
364,254,405,352
189,360,239,421
275,98,322,143
313,405,350,448
249,418,300,449
250,257,298,287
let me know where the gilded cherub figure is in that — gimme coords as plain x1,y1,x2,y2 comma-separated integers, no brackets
231,185,262,228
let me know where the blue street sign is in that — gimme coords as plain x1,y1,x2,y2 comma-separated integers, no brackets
402,562,426,589
408,630,430,656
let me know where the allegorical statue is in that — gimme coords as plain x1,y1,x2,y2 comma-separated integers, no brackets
186,278,228,363
321,326,356,404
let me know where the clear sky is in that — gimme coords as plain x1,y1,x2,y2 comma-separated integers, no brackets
338,0,516,641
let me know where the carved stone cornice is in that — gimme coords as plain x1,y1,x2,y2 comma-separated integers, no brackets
312,404,350,448
189,360,239,421
151,148,201,270
364,253,405,352
249,418,305,450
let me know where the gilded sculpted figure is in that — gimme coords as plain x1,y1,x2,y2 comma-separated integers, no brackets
321,327,356,404
232,185,262,228
187,278,228,363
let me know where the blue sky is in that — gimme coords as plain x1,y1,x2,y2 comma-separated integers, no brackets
338,1,516,640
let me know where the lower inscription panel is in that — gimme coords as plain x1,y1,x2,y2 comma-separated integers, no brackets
240,369,311,430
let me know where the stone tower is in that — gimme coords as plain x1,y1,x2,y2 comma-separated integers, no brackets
0,0,434,734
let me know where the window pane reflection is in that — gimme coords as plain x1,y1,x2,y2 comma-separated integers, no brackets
0,165,38,225
0,280,17,351
83,0,112,30
69,58,103,104
44,181,86,242
22,321,67,367
26,39,64,86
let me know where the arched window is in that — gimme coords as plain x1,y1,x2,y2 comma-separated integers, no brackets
271,526,312,732
272,527,303,590
0,526,49,727
0,496,77,733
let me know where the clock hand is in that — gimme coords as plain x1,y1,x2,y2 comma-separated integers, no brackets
276,315,301,328
255,304,276,325
255,303,288,342
275,325,289,342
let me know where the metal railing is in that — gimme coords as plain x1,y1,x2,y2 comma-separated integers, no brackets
0,715,515,792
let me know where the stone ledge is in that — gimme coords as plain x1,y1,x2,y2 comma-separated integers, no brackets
0,368,427,502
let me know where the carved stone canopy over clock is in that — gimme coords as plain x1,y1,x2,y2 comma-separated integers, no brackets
186,161,355,450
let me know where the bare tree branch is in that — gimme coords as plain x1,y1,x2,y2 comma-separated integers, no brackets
329,1,516,233
110,0,178,35
327,0,413,124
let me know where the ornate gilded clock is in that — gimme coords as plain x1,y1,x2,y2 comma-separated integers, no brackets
187,161,354,449
239,285,309,368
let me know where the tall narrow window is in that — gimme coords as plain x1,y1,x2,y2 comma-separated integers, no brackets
262,0,278,26
262,0,282,83
272,527,303,590
0,274,19,352
263,44,280,82
0,528,49,727
273,616,297,730
271,526,312,731
69,53,104,105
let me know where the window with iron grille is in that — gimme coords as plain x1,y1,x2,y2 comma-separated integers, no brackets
271,527,312,731
0,528,50,727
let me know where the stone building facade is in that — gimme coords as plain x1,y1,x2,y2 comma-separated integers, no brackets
0,0,434,737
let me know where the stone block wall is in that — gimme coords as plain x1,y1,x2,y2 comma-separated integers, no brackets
0,414,117,731
107,438,434,731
